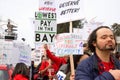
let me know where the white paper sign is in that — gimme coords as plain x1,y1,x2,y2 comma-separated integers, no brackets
57,71,66,80
55,33,84,56
0,40,31,66
39,0,56,12
56,0,85,24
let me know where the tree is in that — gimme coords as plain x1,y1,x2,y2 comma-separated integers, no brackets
57,19,86,34
111,23,120,36
57,22,69,34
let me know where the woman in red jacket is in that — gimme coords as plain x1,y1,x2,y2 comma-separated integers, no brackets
39,57,57,80
43,44,69,72
11,63,29,80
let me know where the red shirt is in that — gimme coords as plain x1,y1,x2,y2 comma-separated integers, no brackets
96,54,114,74
13,74,28,80
46,49,67,71
39,60,56,76
102,61,114,72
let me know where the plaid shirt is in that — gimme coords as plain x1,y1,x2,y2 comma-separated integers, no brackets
95,54,115,74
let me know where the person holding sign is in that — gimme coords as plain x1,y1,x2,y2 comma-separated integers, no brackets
36,56,57,80
43,44,69,72
43,44,69,80
75,26,120,80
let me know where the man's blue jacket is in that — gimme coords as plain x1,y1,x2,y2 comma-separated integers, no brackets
75,54,120,80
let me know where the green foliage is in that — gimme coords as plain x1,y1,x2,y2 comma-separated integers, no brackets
57,22,69,34
57,19,86,34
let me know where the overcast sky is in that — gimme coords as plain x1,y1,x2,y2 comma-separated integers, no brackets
84,0,120,25
0,0,39,48
0,0,120,48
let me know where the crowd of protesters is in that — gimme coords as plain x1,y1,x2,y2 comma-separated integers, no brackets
11,26,120,80
32,42,91,80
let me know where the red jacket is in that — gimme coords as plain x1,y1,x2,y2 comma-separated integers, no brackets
46,49,67,71
13,74,28,80
39,60,58,76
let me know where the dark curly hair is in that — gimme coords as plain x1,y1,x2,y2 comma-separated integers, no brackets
88,26,116,52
